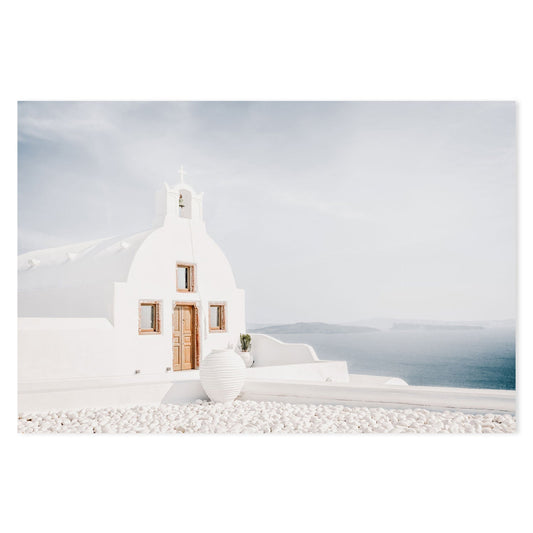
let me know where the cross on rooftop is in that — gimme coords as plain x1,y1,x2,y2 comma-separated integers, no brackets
179,165,186,184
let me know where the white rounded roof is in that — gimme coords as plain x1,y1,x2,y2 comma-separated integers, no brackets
18,229,153,291
18,182,240,320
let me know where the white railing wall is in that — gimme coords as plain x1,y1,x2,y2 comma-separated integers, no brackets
250,333,319,366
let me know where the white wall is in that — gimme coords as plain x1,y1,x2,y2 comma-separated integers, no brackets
240,380,516,413
247,361,349,383
250,333,319,366
18,283,114,319
112,218,246,377
18,318,117,381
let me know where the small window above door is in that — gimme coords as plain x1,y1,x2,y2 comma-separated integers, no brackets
176,263,195,292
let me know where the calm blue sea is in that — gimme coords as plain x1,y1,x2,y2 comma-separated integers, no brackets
273,328,516,390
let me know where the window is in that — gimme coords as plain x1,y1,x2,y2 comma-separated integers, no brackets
138,301,161,334
176,263,195,292
209,303,226,332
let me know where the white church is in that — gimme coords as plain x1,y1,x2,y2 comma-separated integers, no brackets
18,175,514,414
18,177,352,411
18,179,247,381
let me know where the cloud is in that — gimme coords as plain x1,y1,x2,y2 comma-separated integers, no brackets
277,192,374,222
17,101,517,322
18,102,114,143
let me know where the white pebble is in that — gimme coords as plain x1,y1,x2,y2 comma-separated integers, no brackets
16,401,516,434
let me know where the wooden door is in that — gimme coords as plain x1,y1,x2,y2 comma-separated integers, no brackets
172,305,195,371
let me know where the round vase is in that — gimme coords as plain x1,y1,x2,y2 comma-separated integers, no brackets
200,349,246,402
238,350,253,368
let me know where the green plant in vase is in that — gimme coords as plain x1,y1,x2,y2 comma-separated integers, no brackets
240,333,251,352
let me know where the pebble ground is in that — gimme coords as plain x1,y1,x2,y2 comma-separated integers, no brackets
17,400,516,434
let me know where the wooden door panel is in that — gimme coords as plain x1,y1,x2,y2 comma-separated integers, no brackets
172,305,196,371
172,306,182,370
183,307,192,329
182,346,193,369
173,346,181,371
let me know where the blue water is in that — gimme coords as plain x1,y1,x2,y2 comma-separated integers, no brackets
273,328,516,390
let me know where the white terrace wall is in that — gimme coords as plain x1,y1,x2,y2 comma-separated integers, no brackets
250,334,319,366
18,318,116,382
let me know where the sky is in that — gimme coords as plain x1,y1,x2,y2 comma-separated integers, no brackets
18,101,516,324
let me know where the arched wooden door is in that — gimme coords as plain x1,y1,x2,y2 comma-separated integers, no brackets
172,304,197,370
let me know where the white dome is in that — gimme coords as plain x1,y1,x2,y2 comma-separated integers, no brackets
18,182,241,321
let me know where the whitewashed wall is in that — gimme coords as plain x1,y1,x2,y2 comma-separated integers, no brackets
111,216,246,377
250,334,319,366
18,318,116,381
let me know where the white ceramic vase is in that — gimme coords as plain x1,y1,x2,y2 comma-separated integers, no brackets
200,349,246,402
238,350,253,368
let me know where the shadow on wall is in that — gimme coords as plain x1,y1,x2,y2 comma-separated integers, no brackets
161,380,208,405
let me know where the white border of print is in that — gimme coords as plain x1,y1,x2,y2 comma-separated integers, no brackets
2,2,531,533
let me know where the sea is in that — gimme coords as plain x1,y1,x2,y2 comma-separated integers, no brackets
272,328,516,390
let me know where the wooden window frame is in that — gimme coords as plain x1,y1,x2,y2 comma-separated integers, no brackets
138,300,162,335
208,302,227,332
176,263,195,293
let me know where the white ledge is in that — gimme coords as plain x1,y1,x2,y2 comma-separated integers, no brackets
240,379,516,414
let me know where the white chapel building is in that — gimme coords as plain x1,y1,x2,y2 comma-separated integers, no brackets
17,177,514,414
18,181,246,383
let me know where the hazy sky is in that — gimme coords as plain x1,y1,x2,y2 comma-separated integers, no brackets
18,102,516,323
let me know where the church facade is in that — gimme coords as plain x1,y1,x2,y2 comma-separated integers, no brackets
18,182,246,383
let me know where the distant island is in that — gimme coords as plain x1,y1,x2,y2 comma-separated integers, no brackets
392,323,484,331
248,320,493,334
248,322,379,334
247,318,512,334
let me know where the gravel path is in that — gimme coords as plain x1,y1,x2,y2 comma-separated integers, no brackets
17,400,516,434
